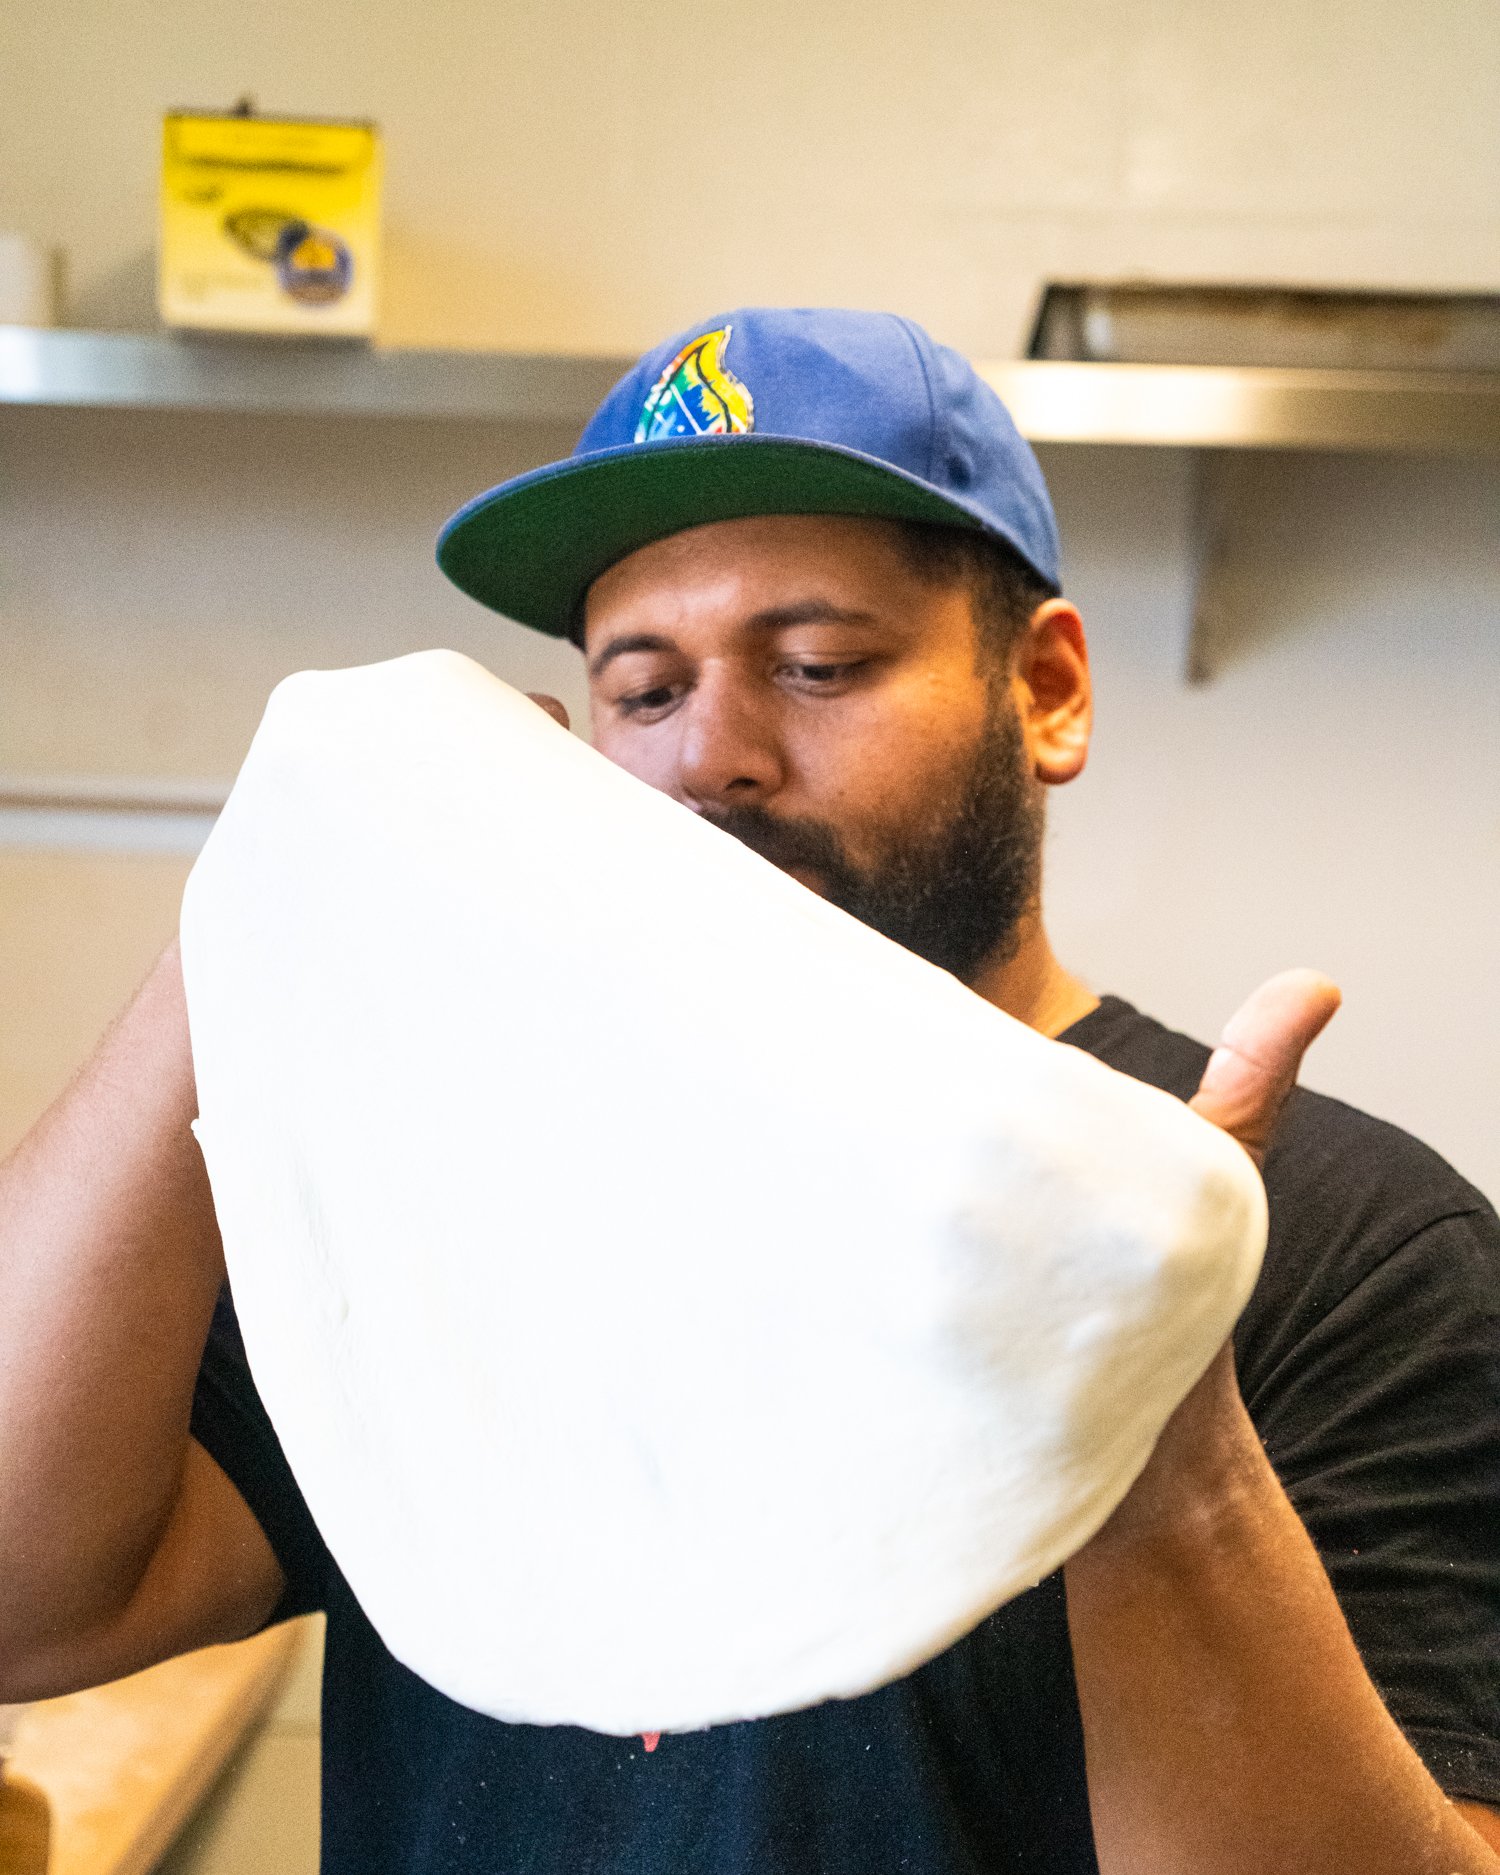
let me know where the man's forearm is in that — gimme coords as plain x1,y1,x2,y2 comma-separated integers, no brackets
0,943,225,1684
1064,1351,1500,1874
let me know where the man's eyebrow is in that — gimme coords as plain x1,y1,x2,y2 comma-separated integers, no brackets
743,601,881,633
587,604,881,679
587,633,674,679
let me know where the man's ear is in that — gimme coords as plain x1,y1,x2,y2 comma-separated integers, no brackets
1012,599,1092,786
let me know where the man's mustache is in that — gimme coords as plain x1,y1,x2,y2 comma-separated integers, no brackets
699,804,855,882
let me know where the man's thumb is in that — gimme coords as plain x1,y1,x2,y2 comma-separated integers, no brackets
1188,969,1342,1168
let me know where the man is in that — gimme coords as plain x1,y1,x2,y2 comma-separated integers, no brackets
1,307,1496,1873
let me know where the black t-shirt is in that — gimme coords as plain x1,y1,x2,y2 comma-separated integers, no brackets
190,996,1500,1873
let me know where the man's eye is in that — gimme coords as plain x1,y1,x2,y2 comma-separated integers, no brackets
783,660,867,687
616,684,681,717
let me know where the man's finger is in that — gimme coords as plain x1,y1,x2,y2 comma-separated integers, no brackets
1188,969,1342,1169
528,693,571,731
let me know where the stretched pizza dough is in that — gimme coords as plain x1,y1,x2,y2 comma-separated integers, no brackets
180,649,1266,1737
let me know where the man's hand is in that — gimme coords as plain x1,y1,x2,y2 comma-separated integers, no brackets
1091,970,1340,1551
1066,969,1500,1874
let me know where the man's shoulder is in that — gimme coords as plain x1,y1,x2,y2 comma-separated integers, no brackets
1266,1079,1492,1249
1069,993,1496,1277
1069,995,1498,1421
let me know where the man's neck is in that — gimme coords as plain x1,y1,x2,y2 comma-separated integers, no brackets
969,912,1099,1038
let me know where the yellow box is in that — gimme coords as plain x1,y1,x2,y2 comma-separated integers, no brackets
159,111,381,338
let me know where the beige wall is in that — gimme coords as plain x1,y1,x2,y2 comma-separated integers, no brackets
1,0,1497,356
1,3,1497,1871
0,849,189,1149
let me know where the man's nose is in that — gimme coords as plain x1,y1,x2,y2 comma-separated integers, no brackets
675,673,786,810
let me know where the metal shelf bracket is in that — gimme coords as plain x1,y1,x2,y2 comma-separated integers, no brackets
1185,451,1243,684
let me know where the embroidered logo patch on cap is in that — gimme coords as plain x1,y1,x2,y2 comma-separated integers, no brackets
634,326,754,444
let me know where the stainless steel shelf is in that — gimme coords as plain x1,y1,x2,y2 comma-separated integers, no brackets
3,328,1498,450
982,360,1500,452
0,326,627,426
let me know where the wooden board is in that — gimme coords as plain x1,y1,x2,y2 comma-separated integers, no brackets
4,1628,299,1875
0,1773,51,1875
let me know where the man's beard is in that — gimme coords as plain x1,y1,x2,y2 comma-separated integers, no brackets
702,701,1044,985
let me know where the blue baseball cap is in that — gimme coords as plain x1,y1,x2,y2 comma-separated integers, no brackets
436,307,1061,641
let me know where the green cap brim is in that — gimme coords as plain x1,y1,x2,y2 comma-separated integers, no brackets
435,436,995,642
